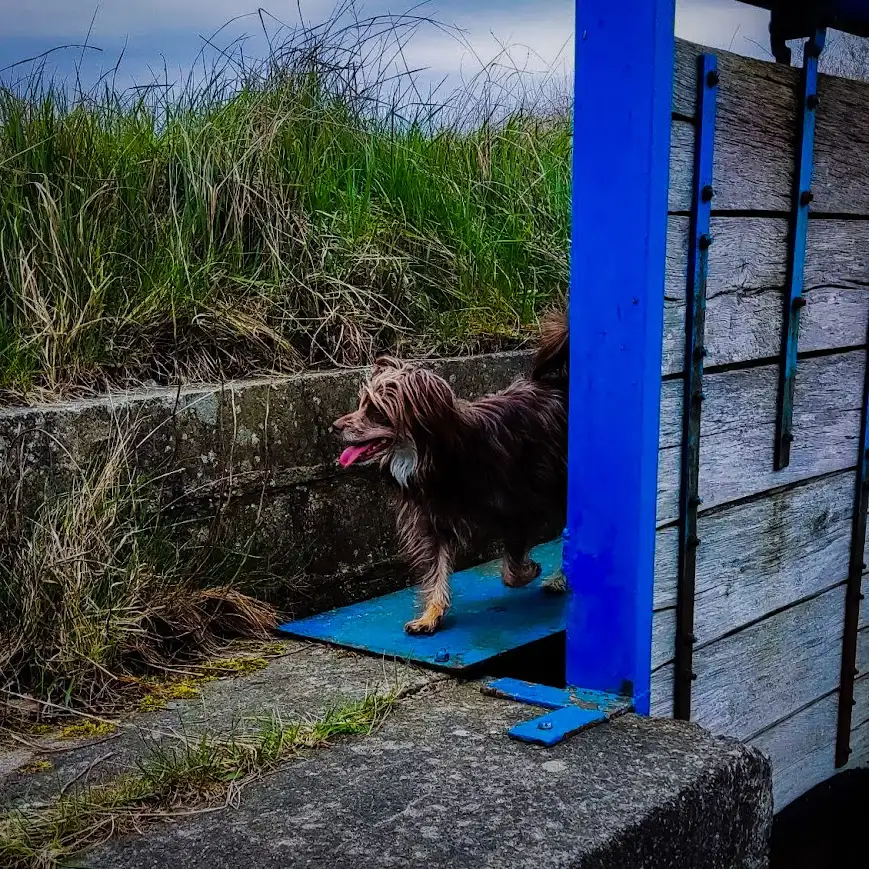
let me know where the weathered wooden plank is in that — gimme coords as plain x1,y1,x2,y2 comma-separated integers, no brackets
750,692,838,810
657,351,865,525
662,217,869,375
856,625,869,681
652,472,854,669
861,574,869,630
653,585,845,741
670,39,869,214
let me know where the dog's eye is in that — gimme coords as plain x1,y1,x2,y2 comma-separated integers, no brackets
368,406,389,425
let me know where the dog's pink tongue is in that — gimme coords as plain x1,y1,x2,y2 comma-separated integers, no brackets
339,444,368,467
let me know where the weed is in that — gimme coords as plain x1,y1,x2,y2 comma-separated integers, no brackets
19,759,53,775
0,693,395,868
0,424,277,725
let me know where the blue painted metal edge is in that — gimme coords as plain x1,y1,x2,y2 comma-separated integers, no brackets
835,315,869,767
774,28,826,471
564,0,675,716
483,677,632,746
674,53,719,721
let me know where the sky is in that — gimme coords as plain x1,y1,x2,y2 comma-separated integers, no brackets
0,1,775,95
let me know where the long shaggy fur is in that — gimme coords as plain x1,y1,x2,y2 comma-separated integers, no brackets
332,309,569,634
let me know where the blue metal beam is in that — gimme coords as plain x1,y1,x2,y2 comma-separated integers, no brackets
774,28,825,471
674,54,719,721
564,0,675,714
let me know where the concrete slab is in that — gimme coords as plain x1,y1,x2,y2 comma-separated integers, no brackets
0,642,442,808
89,680,772,869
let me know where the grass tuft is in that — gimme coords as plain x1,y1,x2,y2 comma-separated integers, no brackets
0,693,395,869
0,421,277,725
0,4,570,401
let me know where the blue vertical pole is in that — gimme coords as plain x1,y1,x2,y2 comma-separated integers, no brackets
565,0,675,714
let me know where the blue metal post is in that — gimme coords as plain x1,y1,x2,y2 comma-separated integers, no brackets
565,0,675,714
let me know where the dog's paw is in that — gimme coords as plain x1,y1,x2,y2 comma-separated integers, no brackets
541,572,567,594
404,611,444,635
502,559,542,588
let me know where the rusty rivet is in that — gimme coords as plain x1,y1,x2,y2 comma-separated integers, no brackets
800,190,814,207
706,69,720,87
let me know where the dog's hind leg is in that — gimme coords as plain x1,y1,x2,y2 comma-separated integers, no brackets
501,534,541,589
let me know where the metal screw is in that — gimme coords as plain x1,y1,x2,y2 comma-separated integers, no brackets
699,233,712,250
701,184,714,202
806,93,819,109
434,649,450,663
538,720,554,731
800,190,814,207
706,69,720,87
792,296,807,310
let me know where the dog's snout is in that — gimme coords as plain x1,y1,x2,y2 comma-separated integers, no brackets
331,414,350,433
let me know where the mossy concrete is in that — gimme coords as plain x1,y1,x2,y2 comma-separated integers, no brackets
0,352,549,614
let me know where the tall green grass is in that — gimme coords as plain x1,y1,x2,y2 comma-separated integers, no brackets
0,8,571,399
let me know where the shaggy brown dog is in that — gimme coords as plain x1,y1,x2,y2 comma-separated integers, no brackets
332,310,569,634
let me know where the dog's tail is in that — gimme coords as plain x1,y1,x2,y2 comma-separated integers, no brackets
532,306,568,382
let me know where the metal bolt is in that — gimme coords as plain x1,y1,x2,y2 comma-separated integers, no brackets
434,649,450,663
860,593,866,602
693,345,707,361
701,184,714,202
685,633,697,645
538,720,554,731
800,190,814,207
792,296,807,310
783,432,795,443
706,69,720,87
699,233,712,250
687,534,701,548
854,668,860,677
806,93,819,110
689,494,704,507
852,699,857,707
691,672,699,681
692,391,706,403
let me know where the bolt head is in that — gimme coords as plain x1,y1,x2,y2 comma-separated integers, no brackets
701,184,714,202
538,720,554,731
806,94,820,109
434,649,450,663
699,233,712,249
800,190,814,207
793,296,807,310
706,69,720,87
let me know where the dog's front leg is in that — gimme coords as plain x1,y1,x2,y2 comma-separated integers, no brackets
401,514,454,635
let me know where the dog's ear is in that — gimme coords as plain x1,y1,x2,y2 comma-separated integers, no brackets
400,368,457,440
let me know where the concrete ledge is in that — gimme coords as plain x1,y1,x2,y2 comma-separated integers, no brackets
0,352,555,614
90,680,772,869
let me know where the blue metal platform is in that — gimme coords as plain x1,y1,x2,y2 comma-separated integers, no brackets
277,539,565,671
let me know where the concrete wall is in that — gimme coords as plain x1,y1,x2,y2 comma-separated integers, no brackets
0,351,543,617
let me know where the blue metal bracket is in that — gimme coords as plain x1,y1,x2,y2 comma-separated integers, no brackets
674,54,719,721
483,678,632,747
835,321,869,767
774,27,826,471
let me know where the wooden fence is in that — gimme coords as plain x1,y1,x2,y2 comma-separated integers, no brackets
648,39,869,808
